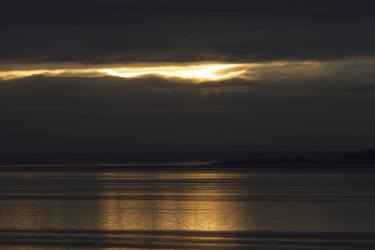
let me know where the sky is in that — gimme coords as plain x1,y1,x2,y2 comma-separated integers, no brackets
1,0,375,153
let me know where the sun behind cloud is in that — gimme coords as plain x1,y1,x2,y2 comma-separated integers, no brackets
0,60,327,83
0,63,250,83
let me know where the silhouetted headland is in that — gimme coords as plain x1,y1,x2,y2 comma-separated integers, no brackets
215,149,375,168
1,150,375,172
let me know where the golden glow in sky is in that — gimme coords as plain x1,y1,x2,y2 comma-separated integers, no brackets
0,63,250,83
98,64,249,82
0,61,323,83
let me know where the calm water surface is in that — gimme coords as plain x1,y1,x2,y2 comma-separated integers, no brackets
1,166,375,249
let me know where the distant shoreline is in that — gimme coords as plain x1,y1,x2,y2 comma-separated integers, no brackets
1,160,375,173
215,158,375,166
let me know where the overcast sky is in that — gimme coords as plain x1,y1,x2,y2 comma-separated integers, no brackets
1,0,375,153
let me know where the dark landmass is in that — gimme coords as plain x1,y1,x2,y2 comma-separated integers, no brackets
0,150,375,173
215,158,375,166
216,149,375,166
215,158,317,165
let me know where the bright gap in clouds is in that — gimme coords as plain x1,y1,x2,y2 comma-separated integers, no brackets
0,61,324,83
0,63,250,83
98,64,250,82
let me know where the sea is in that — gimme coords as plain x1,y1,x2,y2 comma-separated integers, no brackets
0,163,375,249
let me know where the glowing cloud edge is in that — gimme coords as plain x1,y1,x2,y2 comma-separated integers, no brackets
0,61,326,83
0,63,253,83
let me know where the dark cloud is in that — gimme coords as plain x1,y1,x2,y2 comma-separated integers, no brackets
1,1,375,153
1,21,375,64
0,74,375,153
1,0,375,28
1,1,375,63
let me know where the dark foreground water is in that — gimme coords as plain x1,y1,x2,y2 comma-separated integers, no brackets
1,165,375,249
